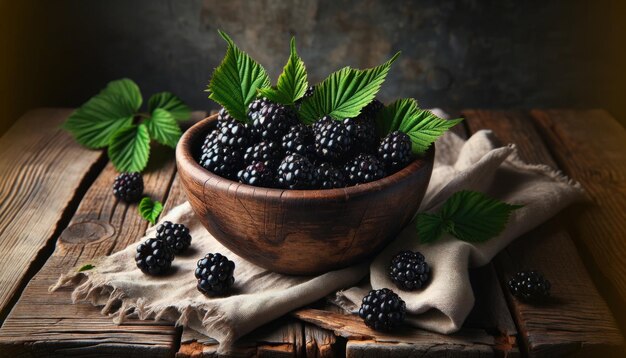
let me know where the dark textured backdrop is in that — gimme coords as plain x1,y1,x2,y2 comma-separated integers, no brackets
1,0,624,134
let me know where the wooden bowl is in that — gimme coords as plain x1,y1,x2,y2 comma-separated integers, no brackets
176,114,434,275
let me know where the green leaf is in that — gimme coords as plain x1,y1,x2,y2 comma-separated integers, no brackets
148,92,191,121
138,197,163,225
376,98,463,154
108,124,151,172
78,264,95,272
145,109,182,148
415,213,445,244
298,52,400,124
207,30,271,122
100,78,142,111
417,191,523,244
258,37,308,105
63,94,136,149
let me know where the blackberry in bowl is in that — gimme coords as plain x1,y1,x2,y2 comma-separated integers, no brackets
176,114,434,275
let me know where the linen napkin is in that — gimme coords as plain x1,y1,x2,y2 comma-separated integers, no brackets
51,125,585,353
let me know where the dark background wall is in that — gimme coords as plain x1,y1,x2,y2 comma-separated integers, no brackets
1,0,625,135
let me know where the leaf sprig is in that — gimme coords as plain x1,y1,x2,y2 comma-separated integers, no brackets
63,78,191,172
138,197,163,225
416,191,523,244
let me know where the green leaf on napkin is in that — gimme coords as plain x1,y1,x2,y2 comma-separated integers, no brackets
298,52,400,124
258,37,309,106
416,191,523,244
138,197,163,225
375,98,463,155
78,264,95,272
207,30,271,122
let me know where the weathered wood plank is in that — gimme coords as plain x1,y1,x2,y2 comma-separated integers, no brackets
0,108,106,321
0,111,209,356
530,110,626,318
463,109,624,357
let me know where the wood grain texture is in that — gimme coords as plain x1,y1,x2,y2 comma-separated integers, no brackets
0,108,106,320
464,109,624,357
530,110,626,312
0,152,180,357
177,115,435,275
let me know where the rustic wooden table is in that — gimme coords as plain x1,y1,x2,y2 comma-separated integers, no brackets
0,108,624,357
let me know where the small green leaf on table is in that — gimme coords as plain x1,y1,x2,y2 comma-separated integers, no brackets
298,52,400,124
145,109,182,148
148,92,191,121
207,30,271,122
258,37,308,105
108,124,151,172
138,197,163,225
417,191,523,244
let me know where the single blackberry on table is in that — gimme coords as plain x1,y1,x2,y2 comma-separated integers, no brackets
508,270,551,302
135,238,175,275
315,118,352,161
156,221,192,254
282,124,315,158
344,154,386,185
238,161,274,187
251,102,297,141
201,130,220,154
195,253,235,296
378,131,413,173
389,251,430,291
243,141,282,168
199,142,243,180
113,172,144,203
247,97,270,121
358,288,406,332
343,115,377,154
217,119,252,149
277,154,318,189
316,163,346,189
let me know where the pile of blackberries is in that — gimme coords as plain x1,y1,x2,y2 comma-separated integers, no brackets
199,97,415,189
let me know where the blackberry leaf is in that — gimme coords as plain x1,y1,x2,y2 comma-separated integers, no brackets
63,93,135,149
148,92,191,121
415,212,444,244
298,52,400,124
207,30,271,122
376,98,463,155
258,37,308,105
138,197,163,225
145,109,182,148
99,78,142,111
77,264,95,272
108,124,151,172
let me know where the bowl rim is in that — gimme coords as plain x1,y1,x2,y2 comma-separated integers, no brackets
176,114,435,199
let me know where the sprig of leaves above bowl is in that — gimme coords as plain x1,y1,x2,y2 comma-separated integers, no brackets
63,78,191,172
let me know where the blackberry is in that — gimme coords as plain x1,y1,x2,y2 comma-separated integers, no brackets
508,270,551,302
378,131,413,173
113,172,144,203
312,115,333,135
282,124,315,158
195,253,235,296
135,238,175,275
217,107,234,129
343,116,377,154
217,119,252,149
358,288,406,332
344,154,386,185
247,97,270,121
201,129,220,154
243,141,282,169
389,251,430,291
277,154,318,189
360,99,384,119
304,85,314,98
251,102,297,141
316,163,345,189
315,118,352,161
156,221,192,254
199,142,243,180
238,161,274,187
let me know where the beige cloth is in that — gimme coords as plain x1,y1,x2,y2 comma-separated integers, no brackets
51,128,584,353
